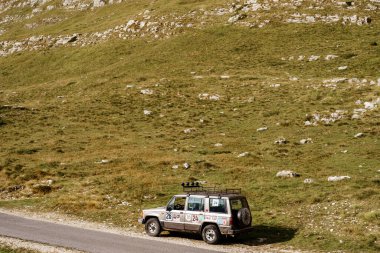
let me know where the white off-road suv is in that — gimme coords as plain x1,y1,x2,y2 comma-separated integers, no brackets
138,183,253,244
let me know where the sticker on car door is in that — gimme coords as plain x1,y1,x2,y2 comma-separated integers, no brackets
165,211,172,221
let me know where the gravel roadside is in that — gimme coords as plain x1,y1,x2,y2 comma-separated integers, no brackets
0,236,83,253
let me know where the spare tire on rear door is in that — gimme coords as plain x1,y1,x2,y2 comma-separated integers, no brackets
237,207,251,227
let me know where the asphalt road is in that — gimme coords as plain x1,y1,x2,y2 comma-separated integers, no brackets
0,212,220,253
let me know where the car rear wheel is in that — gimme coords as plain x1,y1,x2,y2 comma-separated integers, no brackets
202,224,221,244
145,218,161,237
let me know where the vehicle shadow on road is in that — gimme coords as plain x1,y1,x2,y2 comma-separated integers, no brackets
160,225,297,246
226,225,297,246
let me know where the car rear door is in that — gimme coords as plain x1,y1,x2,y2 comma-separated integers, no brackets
184,196,205,231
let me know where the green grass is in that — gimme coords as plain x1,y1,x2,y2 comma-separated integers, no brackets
0,0,380,252
0,245,37,253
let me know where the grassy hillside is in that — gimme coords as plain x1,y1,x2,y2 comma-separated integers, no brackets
0,0,379,252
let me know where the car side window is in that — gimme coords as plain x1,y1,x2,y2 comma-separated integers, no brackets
209,198,227,213
168,197,186,211
187,197,204,211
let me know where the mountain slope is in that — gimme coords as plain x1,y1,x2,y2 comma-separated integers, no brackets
0,1,379,252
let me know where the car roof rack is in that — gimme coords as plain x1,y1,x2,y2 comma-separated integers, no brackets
181,182,241,195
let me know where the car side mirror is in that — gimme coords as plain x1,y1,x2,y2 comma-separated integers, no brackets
167,206,172,211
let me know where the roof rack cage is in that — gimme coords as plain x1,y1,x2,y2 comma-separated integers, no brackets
181,183,241,195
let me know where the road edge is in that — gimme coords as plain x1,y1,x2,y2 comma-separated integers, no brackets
0,236,84,253
0,207,306,253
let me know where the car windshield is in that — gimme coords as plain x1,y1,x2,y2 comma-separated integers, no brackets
167,196,186,211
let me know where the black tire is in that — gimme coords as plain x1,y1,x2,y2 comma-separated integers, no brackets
202,224,221,244
145,218,161,237
237,208,251,227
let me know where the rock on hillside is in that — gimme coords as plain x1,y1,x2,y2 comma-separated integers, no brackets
0,0,379,57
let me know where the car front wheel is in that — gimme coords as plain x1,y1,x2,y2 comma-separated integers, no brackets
202,224,221,244
145,218,161,237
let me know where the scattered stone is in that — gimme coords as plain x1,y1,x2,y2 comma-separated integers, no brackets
183,163,191,169
257,127,268,132
276,170,300,178
63,0,76,8
143,195,156,200
228,13,246,23
323,77,347,84
305,110,346,126
55,34,78,45
95,159,110,164
270,83,281,88
120,201,132,206
93,0,105,8
364,101,377,110
300,138,312,144
214,143,223,147
298,55,305,61
237,152,249,158
352,108,366,119
342,15,372,26
220,75,230,79
354,132,364,138
304,121,313,126
40,179,53,186
198,93,220,101
140,89,153,95
308,55,320,61
304,178,314,184
341,150,348,153
274,137,288,145
183,128,194,134
325,55,338,60
328,176,350,182
338,66,348,70
143,110,152,115
172,164,179,169
209,95,220,101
